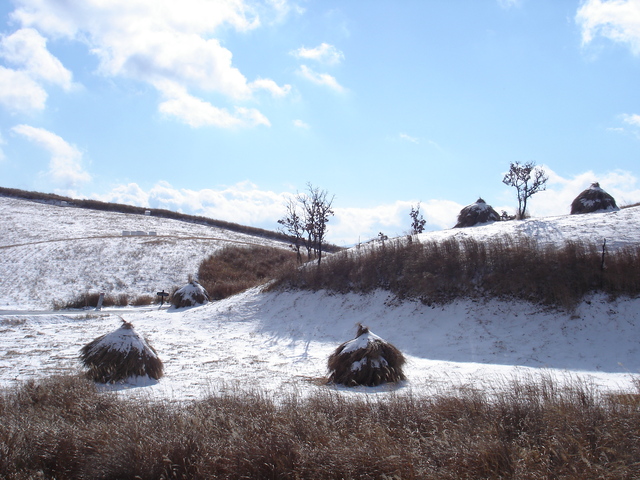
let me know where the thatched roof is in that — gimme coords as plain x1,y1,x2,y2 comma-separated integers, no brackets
327,324,406,387
454,198,500,228
80,320,163,383
570,182,619,214
172,281,209,308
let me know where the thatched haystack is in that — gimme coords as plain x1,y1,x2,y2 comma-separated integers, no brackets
80,320,163,383
327,324,406,387
454,198,500,228
172,280,210,307
570,182,619,214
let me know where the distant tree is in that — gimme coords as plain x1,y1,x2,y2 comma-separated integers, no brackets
409,202,426,234
277,198,304,263
502,161,548,219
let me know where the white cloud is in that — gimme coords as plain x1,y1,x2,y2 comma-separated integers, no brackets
8,0,285,127
156,80,270,128
99,180,288,228
576,0,640,55
622,113,640,127
0,28,74,90
249,78,291,98
293,119,310,129
11,124,91,188
0,28,75,113
297,65,345,92
399,133,419,144
0,66,48,112
291,43,344,65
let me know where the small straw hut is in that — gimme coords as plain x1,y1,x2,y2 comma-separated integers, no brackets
327,324,406,387
80,320,163,383
172,280,210,308
570,182,619,214
454,198,501,228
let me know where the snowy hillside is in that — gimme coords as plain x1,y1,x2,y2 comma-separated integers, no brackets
1,196,639,401
0,196,289,309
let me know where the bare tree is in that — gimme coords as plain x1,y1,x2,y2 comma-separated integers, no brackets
277,197,304,263
279,183,334,265
502,161,548,219
299,183,334,265
409,202,426,234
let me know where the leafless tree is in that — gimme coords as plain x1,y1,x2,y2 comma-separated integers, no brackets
409,202,426,234
279,183,334,265
502,161,548,219
277,197,304,263
299,183,334,265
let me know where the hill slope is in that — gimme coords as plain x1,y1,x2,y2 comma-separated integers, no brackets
0,196,289,308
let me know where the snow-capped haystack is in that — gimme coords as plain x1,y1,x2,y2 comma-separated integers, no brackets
454,198,501,228
172,280,210,308
327,324,406,387
80,320,163,383
571,182,619,215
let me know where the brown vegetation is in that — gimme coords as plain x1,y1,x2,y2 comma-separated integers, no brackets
1,374,640,479
53,292,155,310
198,245,298,300
270,236,640,309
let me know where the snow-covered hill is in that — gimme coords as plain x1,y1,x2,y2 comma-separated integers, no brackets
1,196,639,401
0,196,289,309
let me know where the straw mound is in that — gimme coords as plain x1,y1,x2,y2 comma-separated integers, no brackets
80,321,163,383
454,198,500,228
172,281,210,307
570,183,618,214
327,324,406,387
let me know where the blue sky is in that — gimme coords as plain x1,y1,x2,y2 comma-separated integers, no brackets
1,0,639,245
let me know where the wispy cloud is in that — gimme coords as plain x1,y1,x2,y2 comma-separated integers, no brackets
297,65,345,92
291,43,344,65
6,0,287,127
399,133,419,144
576,0,640,55
293,119,310,129
11,124,91,188
497,0,523,9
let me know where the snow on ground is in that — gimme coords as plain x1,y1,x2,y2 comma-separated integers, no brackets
1,196,639,402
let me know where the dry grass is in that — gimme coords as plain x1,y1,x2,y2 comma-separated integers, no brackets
198,245,298,300
270,236,640,309
54,293,155,310
1,374,640,479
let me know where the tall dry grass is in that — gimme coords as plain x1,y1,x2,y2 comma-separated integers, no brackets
198,245,298,300
1,374,640,479
270,236,640,309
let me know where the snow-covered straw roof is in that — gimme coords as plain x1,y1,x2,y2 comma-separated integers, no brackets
80,321,163,383
454,197,501,228
570,182,619,215
172,281,210,308
327,324,406,387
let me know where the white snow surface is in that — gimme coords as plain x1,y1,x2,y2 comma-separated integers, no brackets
1,196,640,401
86,324,158,357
